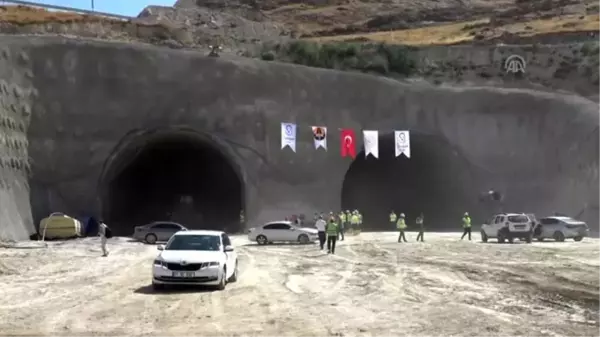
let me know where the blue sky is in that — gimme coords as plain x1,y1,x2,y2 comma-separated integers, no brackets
28,0,176,16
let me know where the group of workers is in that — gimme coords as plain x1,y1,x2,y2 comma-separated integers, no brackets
313,209,363,254
390,211,473,242
314,210,473,253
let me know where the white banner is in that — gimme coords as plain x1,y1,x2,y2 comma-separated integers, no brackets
311,126,327,150
281,123,297,152
363,130,379,158
395,130,410,158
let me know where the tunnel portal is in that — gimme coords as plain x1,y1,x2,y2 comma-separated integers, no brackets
341,133,478,231
102,133,244,236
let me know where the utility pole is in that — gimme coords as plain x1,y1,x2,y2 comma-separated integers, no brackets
91,0,94,11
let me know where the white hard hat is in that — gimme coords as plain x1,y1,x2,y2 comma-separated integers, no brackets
400,213,405,217
464,212,469,216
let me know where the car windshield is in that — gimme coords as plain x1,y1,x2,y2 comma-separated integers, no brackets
508,215,529,223
165,235,221,251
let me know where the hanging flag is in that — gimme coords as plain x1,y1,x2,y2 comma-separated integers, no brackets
340,129,356,158
395,130,410,158
281,122,297,152
311,126,327,150
363,130,379,158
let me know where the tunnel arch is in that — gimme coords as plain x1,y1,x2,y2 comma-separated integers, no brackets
341,132,483,231
98,127,246,236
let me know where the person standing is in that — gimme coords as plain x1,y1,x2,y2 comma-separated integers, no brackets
357,210,363,233
397,213,407,243
337,211,346,241
326,218,339,254
345,210,351,230
461,212,472,240
350,211,359,234
415,213,425,242
389,211,397,228
98,219,109,257
315,215,327,250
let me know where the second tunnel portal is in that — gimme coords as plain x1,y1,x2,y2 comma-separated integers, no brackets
341,133,480,230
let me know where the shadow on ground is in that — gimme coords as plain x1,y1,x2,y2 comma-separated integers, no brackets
134,284,217,295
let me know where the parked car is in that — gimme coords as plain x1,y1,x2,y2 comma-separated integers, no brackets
247,221,319,245
132,221,187,244
533,216,589,242
152,230,238,291
480,213,534,243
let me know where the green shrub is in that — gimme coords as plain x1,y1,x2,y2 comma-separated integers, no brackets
264,40,417,78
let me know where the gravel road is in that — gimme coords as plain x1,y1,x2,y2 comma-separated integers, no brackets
0,232,598,336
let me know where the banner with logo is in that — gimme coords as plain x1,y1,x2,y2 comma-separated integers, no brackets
394,130,410,158
281,122,297,152
311,126,327,150
363,130,379,158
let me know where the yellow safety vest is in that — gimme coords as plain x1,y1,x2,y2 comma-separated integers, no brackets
462,216,471,228
358,214,363,223
326,222,338,236
339,213,347,222
397,219,407,229
389,213,397,222
350,215,359,224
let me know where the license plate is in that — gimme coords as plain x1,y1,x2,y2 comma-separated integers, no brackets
173,271,195,278
514,225,525,229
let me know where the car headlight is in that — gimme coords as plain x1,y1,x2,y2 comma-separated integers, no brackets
206,261,220,268
153,259,166,267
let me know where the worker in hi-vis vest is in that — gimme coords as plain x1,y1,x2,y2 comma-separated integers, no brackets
357,210,363,232
239,210,245,224
415,213,425,242
326,218,339,254
397,213,407,243
389,211,397,227
350,211,359,233
460,212,472,241
338,211,346,241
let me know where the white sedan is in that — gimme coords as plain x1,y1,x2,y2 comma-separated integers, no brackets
247,221,319,245
152,230,238,291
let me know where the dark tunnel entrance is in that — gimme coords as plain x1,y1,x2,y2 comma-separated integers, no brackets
341,133,477,231
102,133,244,236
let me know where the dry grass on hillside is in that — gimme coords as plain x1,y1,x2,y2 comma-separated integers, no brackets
0,5,122,24
307,14,600,45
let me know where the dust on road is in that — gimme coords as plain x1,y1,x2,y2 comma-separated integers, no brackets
0,232,598,336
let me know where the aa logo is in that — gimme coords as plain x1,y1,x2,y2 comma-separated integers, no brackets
504,55,526,74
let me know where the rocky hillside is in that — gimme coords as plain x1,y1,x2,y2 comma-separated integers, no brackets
0,1,597,99
170,0,599,40
1,1,598,48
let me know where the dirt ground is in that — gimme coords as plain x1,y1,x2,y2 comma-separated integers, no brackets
0,232,598,336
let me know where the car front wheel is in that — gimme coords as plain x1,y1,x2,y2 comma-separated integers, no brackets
298,234,309,244
228,262,238,283
216,268,227,291
256,235,268,245
145,234,157,244
574,236,583,242
480,230,488,243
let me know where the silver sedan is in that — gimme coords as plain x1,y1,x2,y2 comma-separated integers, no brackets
132,221,187,244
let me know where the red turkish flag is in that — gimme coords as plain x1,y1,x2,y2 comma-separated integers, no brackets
341,129,356,158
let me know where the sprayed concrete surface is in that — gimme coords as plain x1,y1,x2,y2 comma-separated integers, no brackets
0,35,598,241
0,233,598,336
